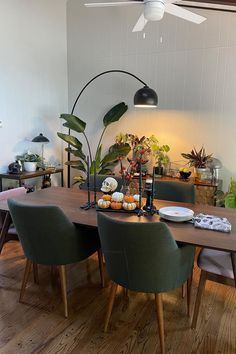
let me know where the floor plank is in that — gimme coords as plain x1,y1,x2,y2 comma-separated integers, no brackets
0,242,235,354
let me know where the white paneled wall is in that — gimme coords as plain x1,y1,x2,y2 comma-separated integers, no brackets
67,0,236,191
0,0,68,188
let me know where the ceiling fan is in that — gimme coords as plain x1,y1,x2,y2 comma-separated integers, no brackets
84,0,206,32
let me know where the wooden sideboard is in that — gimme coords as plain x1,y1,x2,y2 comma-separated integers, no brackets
155,176,221,206
0,167,64,191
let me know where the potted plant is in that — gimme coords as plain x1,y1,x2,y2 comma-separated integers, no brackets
181,146,212,180
148,136,170,176
224,178,236,208
16,152,42,172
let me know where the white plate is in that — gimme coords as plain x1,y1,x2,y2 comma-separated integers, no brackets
159,206,194,222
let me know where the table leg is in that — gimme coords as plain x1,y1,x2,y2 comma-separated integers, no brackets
19,180,22,187
61,171,64,187
0,178,2,192
0,211,12,254
231,252,236,286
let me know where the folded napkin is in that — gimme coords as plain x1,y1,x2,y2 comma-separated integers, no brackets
194,213,232,233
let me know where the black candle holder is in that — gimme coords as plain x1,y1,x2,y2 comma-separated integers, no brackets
142,167,157,216
80,157,97,210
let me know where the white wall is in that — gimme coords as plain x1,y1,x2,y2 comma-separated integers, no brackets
0,0,68,188
67,0,236,191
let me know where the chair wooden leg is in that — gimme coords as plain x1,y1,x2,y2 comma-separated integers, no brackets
0,212,12,254
97,249,105,288
19,259,32,303
33,263,39,284
104,281,118,333
191,270,207,329
155,293,165,354
182,282,186,298
58,265,68,318
187,273,193,317
123,287,128,297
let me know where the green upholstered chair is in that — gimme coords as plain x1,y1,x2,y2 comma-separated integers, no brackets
8,199,104,318
97,212,195,354
154,180,195,203
79,175,123,192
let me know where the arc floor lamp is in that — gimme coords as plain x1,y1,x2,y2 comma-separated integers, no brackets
67,69,158,188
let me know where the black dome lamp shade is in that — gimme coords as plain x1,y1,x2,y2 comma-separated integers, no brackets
32,133,49,143
134,85,158,108
32,133,50,165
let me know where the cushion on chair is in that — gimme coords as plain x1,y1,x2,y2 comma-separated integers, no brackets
0,187,26,235
0,187,26,201
198,248,234,279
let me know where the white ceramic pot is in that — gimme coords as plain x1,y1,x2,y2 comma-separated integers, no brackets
24,162,37,172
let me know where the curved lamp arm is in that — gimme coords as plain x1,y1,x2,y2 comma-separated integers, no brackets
70,69,147,115
67,69,157,187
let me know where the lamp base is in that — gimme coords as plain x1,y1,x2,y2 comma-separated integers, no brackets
80,201,96,210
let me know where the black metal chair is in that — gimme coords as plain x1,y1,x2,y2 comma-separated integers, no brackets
79,174,123,192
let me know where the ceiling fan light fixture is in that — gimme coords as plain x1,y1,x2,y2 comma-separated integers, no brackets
134,86,158,108
144,0,165,21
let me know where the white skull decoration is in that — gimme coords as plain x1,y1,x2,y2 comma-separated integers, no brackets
101,177,118,193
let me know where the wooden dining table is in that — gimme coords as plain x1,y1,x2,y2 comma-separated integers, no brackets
0,186,235,276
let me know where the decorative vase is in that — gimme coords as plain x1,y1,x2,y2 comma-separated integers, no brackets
24,162,37,172
195,168,211,181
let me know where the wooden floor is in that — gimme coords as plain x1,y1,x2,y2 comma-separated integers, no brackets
0,242,235,354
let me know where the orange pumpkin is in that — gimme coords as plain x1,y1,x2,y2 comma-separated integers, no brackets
111,201,122,210
124,195,134,203
102,194,112,201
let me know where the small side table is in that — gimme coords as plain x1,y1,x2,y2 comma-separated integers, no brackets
0,167,64,192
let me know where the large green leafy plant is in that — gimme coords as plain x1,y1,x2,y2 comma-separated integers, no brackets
224,178,236,208
57,102,130,183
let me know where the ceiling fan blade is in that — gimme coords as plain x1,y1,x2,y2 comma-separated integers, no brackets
85,1,141,7
132,13,148,32
165,4,206,23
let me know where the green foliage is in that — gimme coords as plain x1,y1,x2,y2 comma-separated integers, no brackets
103,102,128,127
181,146,212,168
16,152,42,163
115,133,170,169
148,135,170,167
60,114,86,133
224,178,236,208
58,102,128,181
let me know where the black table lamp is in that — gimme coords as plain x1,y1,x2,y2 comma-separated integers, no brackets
32,133,50,164
67,69,158,187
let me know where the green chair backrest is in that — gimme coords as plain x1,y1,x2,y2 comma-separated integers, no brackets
80,175,123,192
97,212,195,293
8,199,100,265
154,180,195,203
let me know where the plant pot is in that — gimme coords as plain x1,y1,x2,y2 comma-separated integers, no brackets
155,166,164,177
195,168,211,181
24,162,37,172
